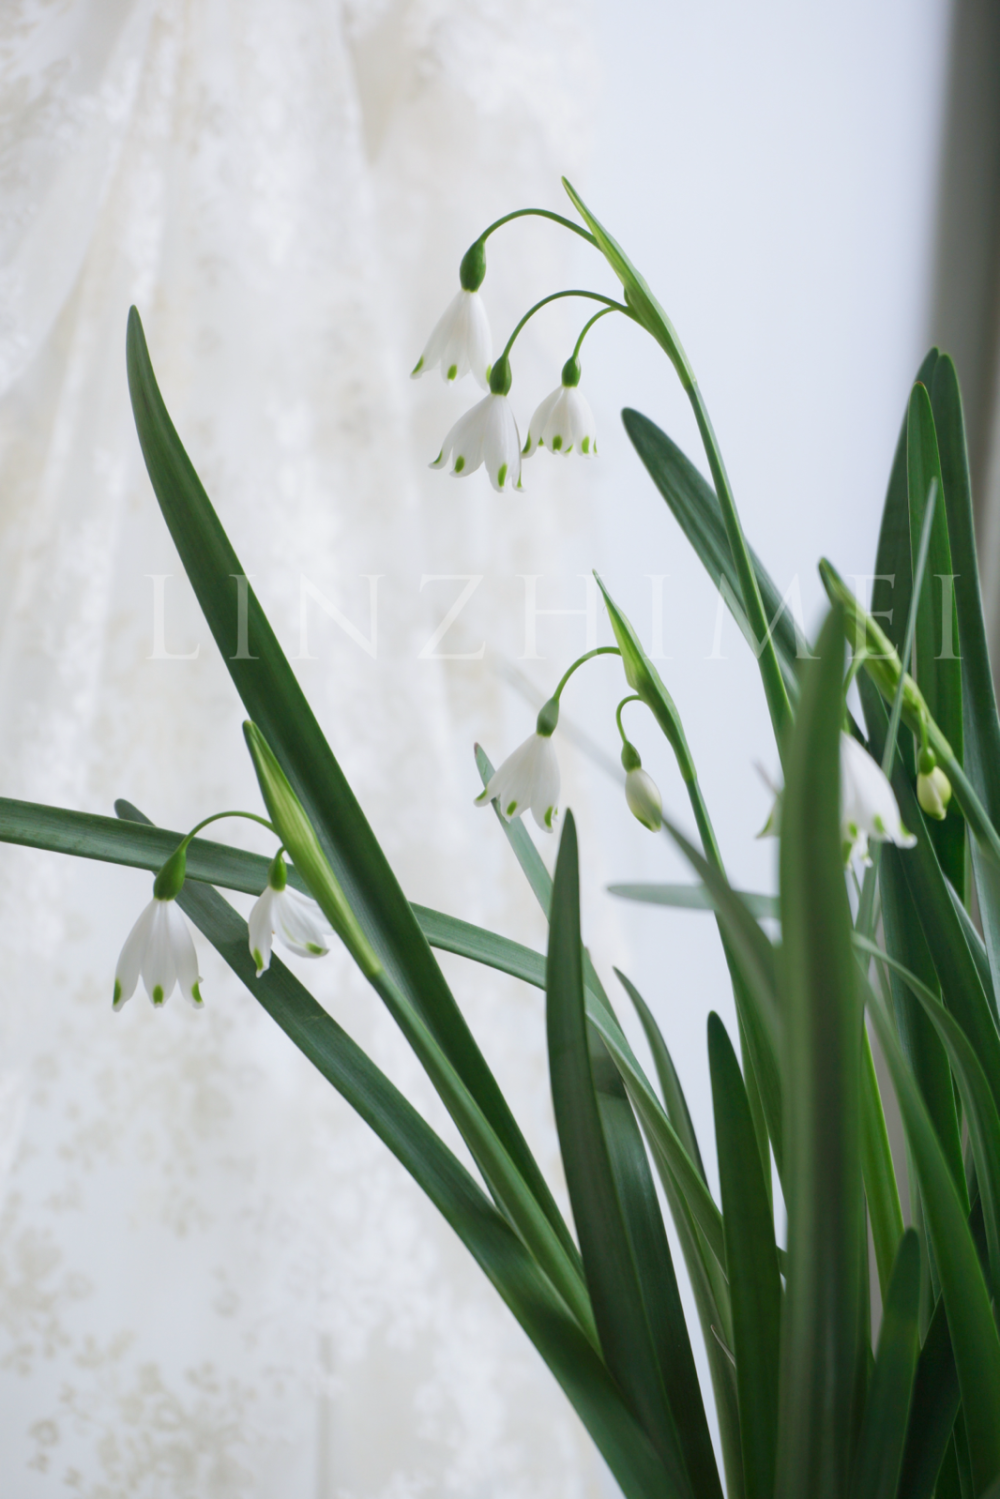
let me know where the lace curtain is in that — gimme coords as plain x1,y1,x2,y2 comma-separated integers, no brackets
0,3,613,1493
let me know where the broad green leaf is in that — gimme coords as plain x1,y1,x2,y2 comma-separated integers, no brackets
620,409,806,699
859,1023,905,1300
897,1292,959,1499
862,680,1000,1124
615,968,707,1185
866,981,1000,1493
125,308,577,1272
932,354,1000,1024
607,882,779,920
775,605,865,1499
907,383,965,895
949,879,999,1025
547,813,694,1497
709,1012,781,1499
593,1034,721,1499
113,806,670,1499
858,933,1000,1298
878,841,966,1203
850,1230,920,1499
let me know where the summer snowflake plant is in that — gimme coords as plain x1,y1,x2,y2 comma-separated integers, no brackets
5,178,1000,1499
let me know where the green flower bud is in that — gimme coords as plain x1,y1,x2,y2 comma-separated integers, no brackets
620,741,641,772
459,239,487,292
625,766,663,832
152,842,188,901
560,355,581,388
918,745,937,776
489,354,512,396
268,848,288,891
536,696,560,737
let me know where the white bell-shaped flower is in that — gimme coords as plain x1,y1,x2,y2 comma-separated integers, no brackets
625,766,663,831
249,854,331,977
476,731,560,832
114,896,203,1010
523,384,596,458
840,732,916,863
411,289,491,390
431,366,522,492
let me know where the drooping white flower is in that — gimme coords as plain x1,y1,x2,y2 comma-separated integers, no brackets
625,766,663,831
248,860,330,977
476,732,560,832
411,289,491,390
523,383,597,458
114,897,203,1010
431,391,522,492
841,732,916,862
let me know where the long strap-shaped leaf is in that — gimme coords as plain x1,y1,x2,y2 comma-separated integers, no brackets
897,1291,960,1499
867,978,1000,1493
125,308,577,1272
932,354,1000,1023
850,1230,921,1499
775,605,865,1499
111,807,670,1499
708,1013,781,1499
547,812,695,1497
621,408,805,697
907,382,965,896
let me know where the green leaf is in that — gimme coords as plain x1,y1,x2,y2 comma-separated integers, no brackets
620,409,806,699
858,932,1000,1300
859,1023,905,1300
932,354,1000,1023
615,968,707,1185
113,806,670,1499
775,605,865,1499
907,382,965,895
865,982,1000,1494
850,1230,920,1499
607,882,779,920
896,1291,959,1499
547,813,695,1497
125,308,577,1275
592,1034,722,1499
708,1013,781,1499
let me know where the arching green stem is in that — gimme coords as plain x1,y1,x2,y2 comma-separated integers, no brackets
615,694,643,746
153,810,276,899
478,207,599,248
572,305,621,361
501,292,633,365
536,647,621,738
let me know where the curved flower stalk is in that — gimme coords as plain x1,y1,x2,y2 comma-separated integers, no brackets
249,850,330,975
524,356,597,458
430,354,522,491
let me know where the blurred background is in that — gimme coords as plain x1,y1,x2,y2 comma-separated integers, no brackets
0,0,997,1493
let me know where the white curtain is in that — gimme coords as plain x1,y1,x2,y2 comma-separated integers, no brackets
0,3,614,1493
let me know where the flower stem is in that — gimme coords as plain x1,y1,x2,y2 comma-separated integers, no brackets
479,207,598,248
501,291,633,364
615,694,643,745
551,646,621,704
572,306,620,361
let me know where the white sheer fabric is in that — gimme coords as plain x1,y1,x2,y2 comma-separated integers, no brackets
0,2,612,1493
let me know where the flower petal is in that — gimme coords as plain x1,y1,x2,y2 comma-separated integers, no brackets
249,887,276,976
165,901,203,1006
529,736,560,832
523,388,561,457
114,898,157,1010
274,889,330,959
141,900,178,1006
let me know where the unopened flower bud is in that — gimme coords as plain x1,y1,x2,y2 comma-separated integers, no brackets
917,751,952,821
621,744,662,831
459,239,487,292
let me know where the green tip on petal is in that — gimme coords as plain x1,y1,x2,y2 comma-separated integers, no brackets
447,363,458,380
454,455,465,473
506,800,518,816
307,942,326,955
112,979,122,1009
474,789,490,805
497,463,508,488
544,806,555,829
191,983,203,1006
252,948,265,974
551,435,562,451
873,815,886,835
152,985,164,1006
581,436,590,454
411,357,424,376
